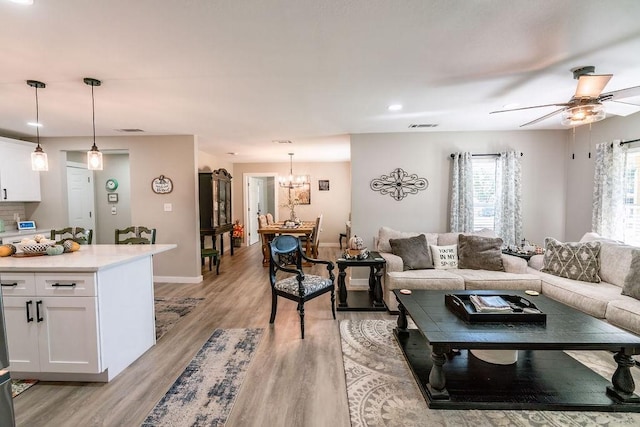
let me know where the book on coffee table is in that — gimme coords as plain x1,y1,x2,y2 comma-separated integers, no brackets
470,295,512,313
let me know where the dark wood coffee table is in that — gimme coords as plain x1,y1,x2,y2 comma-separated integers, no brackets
393,289,640,411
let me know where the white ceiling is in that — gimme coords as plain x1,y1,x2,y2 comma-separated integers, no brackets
1,0,640,163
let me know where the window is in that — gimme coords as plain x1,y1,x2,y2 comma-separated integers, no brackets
472,158,497,231
623,149,640,245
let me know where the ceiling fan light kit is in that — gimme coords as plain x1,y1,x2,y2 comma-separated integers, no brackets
560,103,606,127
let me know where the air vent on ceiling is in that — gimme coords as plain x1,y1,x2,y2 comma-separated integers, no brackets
116,128,144,132
408,124,438,128
272,139,292,144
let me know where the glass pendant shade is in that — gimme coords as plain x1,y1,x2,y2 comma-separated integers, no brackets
278,153,307,188
84,77,103,170
561,103,606,127
27,80,48,171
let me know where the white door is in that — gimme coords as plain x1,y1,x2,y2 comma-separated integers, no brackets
37,296,101,374
249,177,262,245
67,166,95,238
3,296,40,372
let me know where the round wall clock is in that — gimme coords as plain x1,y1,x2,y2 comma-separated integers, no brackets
105,178,118,191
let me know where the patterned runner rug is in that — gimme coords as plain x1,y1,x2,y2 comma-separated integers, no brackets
142,328,263,427
154,296,205,340
340,319,640,426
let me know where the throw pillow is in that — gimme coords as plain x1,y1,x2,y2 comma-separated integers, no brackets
541,237,601,283
622,249,640,300
389,234,433,270
430,244,458,269
458,234,505,271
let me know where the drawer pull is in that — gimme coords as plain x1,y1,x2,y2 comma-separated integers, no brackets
1,282,18,287
52,282,77,288
36,300,43,322
26,300,34,322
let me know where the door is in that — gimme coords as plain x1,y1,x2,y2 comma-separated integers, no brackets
248,177,263,245
67,166,96,238
37,297,100,374
2,296,40,372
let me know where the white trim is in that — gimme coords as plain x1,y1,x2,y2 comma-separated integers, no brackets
153,275,203,284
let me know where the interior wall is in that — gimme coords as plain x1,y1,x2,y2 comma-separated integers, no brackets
93,153,131,243
565,114,640,241
25,135,200,281
233,161,351,246
351,130,568,250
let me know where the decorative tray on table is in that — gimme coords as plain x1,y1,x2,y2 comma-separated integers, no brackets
445,293,546,324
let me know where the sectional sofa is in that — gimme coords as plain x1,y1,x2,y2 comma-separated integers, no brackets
376,227,640,336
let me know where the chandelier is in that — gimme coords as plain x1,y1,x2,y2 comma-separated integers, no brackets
560,102,606,127
278,153,307,188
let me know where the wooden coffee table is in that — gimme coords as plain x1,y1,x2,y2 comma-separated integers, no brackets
393,289,640,411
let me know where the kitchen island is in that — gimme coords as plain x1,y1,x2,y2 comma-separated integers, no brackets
0,244,176,382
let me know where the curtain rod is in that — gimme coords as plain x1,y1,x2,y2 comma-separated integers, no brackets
621,138,640,146
449,152,524,158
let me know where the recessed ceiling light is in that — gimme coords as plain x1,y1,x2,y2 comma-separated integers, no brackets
272,140,292,144
27,121,42,127
10,0,34,4
388,104,403,111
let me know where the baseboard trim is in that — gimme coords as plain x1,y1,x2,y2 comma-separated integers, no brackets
154,275,203,284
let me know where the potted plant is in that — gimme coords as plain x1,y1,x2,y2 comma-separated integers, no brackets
232,220,244,247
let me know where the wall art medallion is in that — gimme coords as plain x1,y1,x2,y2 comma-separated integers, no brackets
370,168,428,201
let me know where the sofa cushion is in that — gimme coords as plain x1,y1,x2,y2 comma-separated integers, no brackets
437,232,460,246
377,226,437,253
621,249,640,300
451,269,541,292
458,234,504,271
389,234,433,270
599,242,635,288
430,244,458,269
502,254,528,274
605,297,640,335
541,238,601,283
384,269,465,312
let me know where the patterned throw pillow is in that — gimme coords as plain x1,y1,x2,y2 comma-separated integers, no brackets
430,244,458,269
541,238,601,283
389,234,433,270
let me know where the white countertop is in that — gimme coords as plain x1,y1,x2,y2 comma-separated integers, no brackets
0,244,176,272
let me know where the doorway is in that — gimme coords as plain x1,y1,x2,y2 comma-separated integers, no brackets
66,163,96,238
244,173,277,246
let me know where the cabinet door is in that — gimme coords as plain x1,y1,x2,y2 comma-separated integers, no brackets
37,297,101,374
3,297,40,372
0,139,41,202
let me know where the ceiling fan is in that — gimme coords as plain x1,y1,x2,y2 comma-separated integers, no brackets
491,66,640,127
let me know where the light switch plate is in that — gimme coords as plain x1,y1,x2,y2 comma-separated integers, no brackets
111,206,117,215
164,203,172,212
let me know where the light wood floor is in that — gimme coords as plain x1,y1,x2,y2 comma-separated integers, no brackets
14,244,392,427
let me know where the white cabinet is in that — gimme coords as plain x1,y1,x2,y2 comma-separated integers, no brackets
0,136,42,202
0,272,101,375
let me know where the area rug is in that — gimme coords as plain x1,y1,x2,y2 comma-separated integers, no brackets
11,379,38,398
340,319,640,427
154,296,205,341
141,328,263,427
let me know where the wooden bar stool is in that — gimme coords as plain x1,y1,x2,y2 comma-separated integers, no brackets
201,248,220,275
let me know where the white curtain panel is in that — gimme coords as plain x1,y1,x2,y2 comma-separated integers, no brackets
449,152,474,232
494,151,522,247
592,140,627,240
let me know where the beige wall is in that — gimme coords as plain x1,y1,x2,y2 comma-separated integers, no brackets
93,153,132,243
232,161,351,247
25,135,200,282
351,130,568,249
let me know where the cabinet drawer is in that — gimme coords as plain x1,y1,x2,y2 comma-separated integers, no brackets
36,273,97,297
0,273,36,296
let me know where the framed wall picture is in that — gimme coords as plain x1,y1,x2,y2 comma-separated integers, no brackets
108,193,118,203
279,178,311,205
318,180,330,191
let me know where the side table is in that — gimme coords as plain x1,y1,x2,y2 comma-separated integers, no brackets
501,249,536,261
337,251,387,311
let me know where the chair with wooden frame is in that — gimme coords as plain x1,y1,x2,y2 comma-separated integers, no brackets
268,234,335,339
115,226,157,244
266,212,275,225
51,227,93,245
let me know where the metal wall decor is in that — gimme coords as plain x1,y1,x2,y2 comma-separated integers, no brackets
370,168,428,201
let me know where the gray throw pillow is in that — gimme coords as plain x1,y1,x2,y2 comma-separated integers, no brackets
541,237,601,283
389,234,433,271
622,249,640,300
457,234,504,271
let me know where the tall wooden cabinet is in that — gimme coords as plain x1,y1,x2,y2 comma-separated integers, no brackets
199,169,234,255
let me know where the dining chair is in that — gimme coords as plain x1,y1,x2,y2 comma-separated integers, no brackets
51,227,93,244
115,226,157,244
311,214,323,258
268,234,335,339
266,212,274,225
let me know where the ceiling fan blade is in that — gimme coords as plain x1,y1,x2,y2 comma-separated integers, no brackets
574,74,612,98
599,85,640,102
490,103,569,114
519,108,565,127
603,100,640,117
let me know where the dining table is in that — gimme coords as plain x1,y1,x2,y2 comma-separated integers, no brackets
257,221,316,266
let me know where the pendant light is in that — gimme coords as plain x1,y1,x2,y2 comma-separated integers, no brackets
27,80,48,171
84,77,103,170
278,153,307,188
